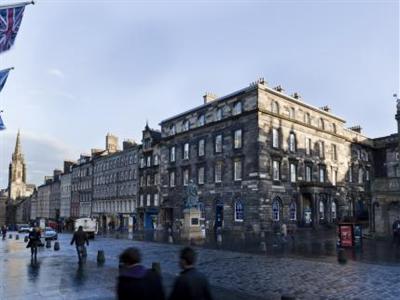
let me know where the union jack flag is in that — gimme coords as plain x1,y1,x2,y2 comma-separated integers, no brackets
0,68,11,92
0,5,26,53
0,113,5,130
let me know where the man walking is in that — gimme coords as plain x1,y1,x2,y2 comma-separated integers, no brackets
70,226,89,264
169,247,213,300
1,225,7,240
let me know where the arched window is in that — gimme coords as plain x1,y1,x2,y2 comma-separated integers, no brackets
358,168,364,184
272,198,280,221
289,132,296,152
234,200,244,222
332,123,337,133
272,101,279,114
272,128,279,148
233,101,242,115
289,201,297,221
304,112,311,125
198,114,205,126
331,202,337,221
183,120,190,131
319,201,325,220
319,118,325,130
216,108,223,121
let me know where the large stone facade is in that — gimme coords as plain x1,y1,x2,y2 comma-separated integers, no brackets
71,156,93,218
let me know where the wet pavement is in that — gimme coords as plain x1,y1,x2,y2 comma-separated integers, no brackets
1,231,400,299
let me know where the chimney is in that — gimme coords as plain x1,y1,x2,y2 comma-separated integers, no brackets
203,92,218,104
349,125,362,133
63,161,75,174
106,133,119,153
292,92,301,100
320,105,331,113
274,85,284,92
53,169,62,181
123,139,137,150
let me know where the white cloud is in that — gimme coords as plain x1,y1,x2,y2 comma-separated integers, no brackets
47,68,65,78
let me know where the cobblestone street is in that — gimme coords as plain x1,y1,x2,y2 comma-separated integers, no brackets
1,233,400,299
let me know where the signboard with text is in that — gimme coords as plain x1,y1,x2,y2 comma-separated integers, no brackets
340,225,353,247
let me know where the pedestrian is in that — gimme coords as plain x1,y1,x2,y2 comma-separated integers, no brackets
27,227,41,261
117,247,165,300
1,225,7,240
70,226,89,264
169,247,213,300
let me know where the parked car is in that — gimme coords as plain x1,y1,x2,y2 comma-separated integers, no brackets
17,224,31,233
43,227,58,240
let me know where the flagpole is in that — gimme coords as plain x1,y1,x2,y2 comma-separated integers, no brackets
0,1,34,10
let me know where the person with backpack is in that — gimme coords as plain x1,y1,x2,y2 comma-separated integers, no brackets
70,226,89,264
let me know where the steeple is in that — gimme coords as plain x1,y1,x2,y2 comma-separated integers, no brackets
12,130,23,161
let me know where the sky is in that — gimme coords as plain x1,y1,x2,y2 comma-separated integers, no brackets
0,0,398,188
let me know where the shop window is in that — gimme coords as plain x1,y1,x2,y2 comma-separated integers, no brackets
234,200,244,222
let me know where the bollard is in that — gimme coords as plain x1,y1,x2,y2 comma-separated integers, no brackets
337,248,347,264
15,234,19,240
168,234,173,244
260,241,267,252
24,236,28,243
54,241,60,251
9,234,12,239
46,240,51,248
152,262,161,275
97,250,105,264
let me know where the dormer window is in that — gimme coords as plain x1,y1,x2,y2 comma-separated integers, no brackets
183,120,190,132
233,101,242,115
216,108,223,121
198,114,205,126
170,124,176,135
144,138,151,150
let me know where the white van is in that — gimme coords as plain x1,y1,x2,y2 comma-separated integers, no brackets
74,218,98,239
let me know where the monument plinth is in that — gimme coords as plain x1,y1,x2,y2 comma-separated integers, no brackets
181,180,204,241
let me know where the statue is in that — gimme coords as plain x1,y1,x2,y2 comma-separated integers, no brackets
185,180,199,209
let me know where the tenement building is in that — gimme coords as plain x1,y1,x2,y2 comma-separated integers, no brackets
92,134,139,232
159,80,375,232
71,155,93,218
137,124,162,230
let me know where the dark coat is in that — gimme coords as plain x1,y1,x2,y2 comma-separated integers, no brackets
169,268,213,300
27,231,41,248
117,264,165,300
70,230,89,246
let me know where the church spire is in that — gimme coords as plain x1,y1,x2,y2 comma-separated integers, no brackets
12,130,23,161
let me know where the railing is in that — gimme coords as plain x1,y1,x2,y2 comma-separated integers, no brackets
372,177,400,193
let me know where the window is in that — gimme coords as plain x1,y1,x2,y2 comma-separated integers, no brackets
332,202,337,221
306,138,312,155
183,120,190,131
289,133,296,152
198,139,205,157
290,163,297,183
154,194,159,206
215,162,222,183
170,146,176,162
183,169,189,186
273,160,280,181
215,134,223,153
234,129,242,149
358,168,363,184
234,159,242,181
319,118,325,130
319,141,325,158
289,107,295,119
198,167,205,185
272,199,280,221
272,128,279,148
216,108,223,121
183,143,190,160
140,195,144,207
147,156,151,167
319,166,325,183
304,112,311,125
234,200,244,222
169,171,175,187
331,144,337,160
154,173,159,185
357,149,361,160
366,169,370,181
233,101,242,115
272,101,279,114
147,194,151,206
153,155,159,166
140,176,145,187
319,201,325,220
305,165,312,182
146,175,151,186
289,201,297,221
140,157,145,168
332,168,337,186
170,124,176,135
198,114,205,126
332,123,337,133
349,165,353,182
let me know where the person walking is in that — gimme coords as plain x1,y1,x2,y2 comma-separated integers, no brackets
27,227,41,261
117,247,165,300
1,225,7,240
169,247,213,300
70,226,89,264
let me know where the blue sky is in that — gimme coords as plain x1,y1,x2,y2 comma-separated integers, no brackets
0,0,399,187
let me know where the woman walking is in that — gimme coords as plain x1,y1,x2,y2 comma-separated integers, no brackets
27,227,41,262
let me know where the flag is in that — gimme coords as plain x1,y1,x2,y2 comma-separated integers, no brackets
0,3,28,53
0,68,11,92
0,113,5,130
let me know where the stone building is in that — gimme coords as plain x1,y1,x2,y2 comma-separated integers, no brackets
92,134,139,232
159,80,374,232
71,155,93,218
36,178,52,219
371,99,400,236
48,170,62,221
137,124,161,230
60,161,75,223
0,189,7,226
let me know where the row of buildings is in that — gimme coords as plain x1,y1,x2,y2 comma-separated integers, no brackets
3,79,399,235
